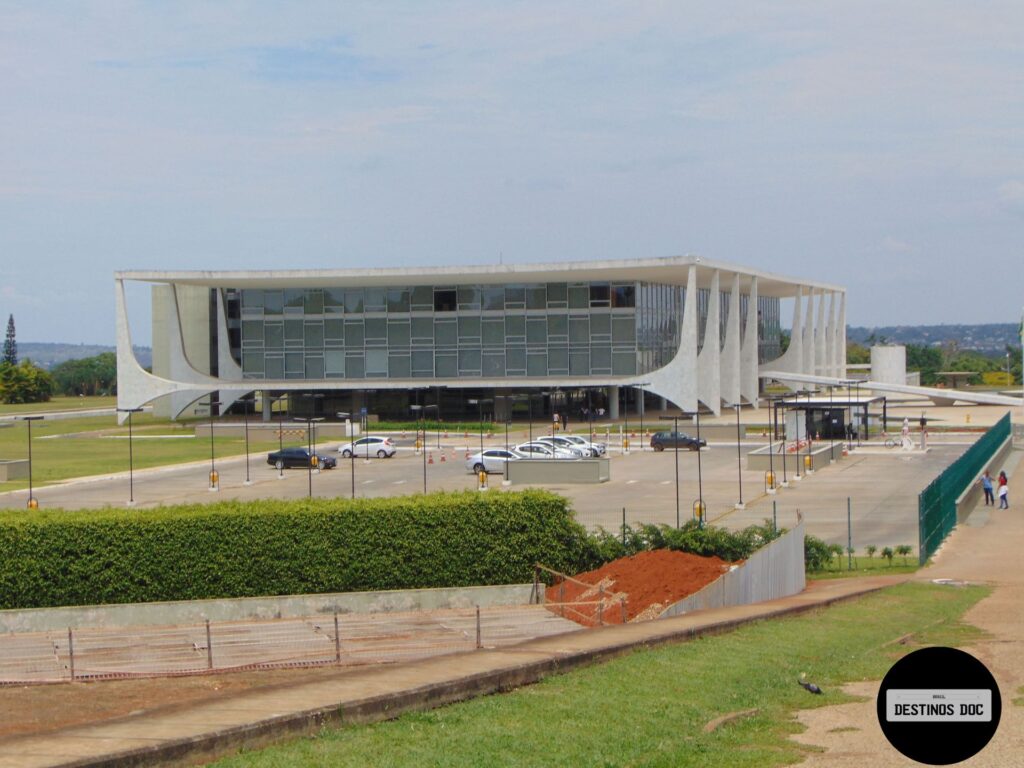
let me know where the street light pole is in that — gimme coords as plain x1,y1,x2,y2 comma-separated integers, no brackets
116,408,143,505
337,412,355,499
303,416,324,498
729,403,744,509
207,400,222,491
20,415,43,509
658,415,682,528
242,396,253,486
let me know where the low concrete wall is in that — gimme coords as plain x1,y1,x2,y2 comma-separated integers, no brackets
0,459,29,481
747,443,840,474
506,458,610,484
660,516,805,618
0,584,535,634
194,422,359,440
956,436,1012,523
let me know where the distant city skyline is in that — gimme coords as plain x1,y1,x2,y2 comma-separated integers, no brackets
2,3,1022,344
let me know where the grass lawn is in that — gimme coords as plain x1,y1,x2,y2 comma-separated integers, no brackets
807,555,919,579
0,413,309,491
212,582,988,768
0,395,117,415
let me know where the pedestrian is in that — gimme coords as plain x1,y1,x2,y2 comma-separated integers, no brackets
981,470,994,506
998,471,1009,509
553,412,560,432
561,412,568,432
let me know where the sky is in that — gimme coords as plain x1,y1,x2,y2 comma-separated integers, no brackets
1,1,1022,345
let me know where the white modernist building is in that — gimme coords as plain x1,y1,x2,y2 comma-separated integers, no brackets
115,256,846,422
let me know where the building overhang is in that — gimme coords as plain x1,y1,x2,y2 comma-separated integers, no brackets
116,255,843,298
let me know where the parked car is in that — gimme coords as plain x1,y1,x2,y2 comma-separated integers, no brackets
534,435,590,457
466,449,524,474
650,431,706,452
337,436,397,458
559,434,607,456
267,447,337,470
514,441,578,459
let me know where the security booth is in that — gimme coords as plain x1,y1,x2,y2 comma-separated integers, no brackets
770,391,887,442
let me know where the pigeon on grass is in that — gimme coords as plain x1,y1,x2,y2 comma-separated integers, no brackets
798,672,823,695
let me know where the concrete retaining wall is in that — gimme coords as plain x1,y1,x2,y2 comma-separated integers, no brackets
746,442,840,473
660,516,805,617
956,436,1012,523
506,458,610,484
0,584,535,634
0,459,29,481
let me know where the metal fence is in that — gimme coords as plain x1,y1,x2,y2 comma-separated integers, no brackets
660,514,805,617
0,605,577,685
918,413,1011,565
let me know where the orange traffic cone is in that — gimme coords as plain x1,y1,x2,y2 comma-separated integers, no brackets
440,453,446,462
428,452,434,464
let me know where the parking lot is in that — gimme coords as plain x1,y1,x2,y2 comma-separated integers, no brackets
0,427,979,549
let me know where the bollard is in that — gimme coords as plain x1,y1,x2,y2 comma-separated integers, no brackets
208,470,219,491
475,606,482,649
27,497,38,510
334,612,341,663
804,454,812,471
68,628,75,681
692,499,706,525
478,469,488,490
765,470,775,493
597,584,604,626
623,437,630,454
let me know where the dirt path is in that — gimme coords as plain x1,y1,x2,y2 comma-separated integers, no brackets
791,448,1024,765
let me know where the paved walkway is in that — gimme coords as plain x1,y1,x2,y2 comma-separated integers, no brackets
792,447,1023,766
0,576,905,767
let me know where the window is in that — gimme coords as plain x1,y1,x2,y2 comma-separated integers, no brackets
527,352,547,377
304,290,324,314
366,350,387,377
589,284,610,307
458,316,481,342
388,353,411,378
526,318,547,344
386,289,409,313
265,354,284,379
590,313,611,340
526,285,546,309
242,320,263,346
483,352,505,377
388,320,410,346
412,350,434,377
345,320,365,347
284,319,304,342
411,317,433,344
364,288,387,312
482,318,505,346
505,315,526,341
434,288,457,312
547,314,568,339
325,350,345,377
411,285,433,311
345,353,365,378
242,351,264,376
458,349,481,374
570,350,589,376
284,289,304,310
568,284,589,309
457,286,481,310
435,354,457,377
264,322,284,349
546,283,568,307
305,356,325,379
263,291,284,315
435,319,457,346
569,316,589,344
612,316,635,343
364,318,387,344
505,286,525,308
324,319,344,342
612,284,636,308
344,289,364,314
304,322,324,348
324,288,345,312
482,286,504,311
548,346,568,374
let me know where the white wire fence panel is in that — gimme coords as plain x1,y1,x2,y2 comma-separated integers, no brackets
0,606,581,685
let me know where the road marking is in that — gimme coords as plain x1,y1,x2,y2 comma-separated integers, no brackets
660,480,671,485
393,480,406,485
362,480,375,485
626,479,638,485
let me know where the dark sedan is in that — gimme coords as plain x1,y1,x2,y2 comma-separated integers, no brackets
267,447,337,470
650,431,706,452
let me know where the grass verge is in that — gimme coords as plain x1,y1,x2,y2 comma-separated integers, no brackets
212,582,988,768
808,555,919,579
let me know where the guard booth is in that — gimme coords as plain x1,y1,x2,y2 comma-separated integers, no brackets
770,391,887,442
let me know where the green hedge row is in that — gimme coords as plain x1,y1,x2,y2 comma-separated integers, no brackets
0,490,591,609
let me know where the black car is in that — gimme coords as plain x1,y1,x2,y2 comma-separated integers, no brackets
267,447,337,470
650,431,706,452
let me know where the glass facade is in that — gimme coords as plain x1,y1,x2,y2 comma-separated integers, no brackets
228,280,779,380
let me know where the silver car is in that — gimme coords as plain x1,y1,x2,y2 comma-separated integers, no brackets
558,434,606,455
466,449,524,474
514,441,578,459
534,436,590,457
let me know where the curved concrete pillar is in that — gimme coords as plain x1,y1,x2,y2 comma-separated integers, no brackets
720,272,742,408
697,269,722,414
740,275,759,406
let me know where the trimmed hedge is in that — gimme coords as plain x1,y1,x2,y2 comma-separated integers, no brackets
0,490,591,609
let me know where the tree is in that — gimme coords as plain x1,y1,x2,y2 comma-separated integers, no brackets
847,342,871,365
2,315,15,365
0,359,54,404
905,344,943,385
51,352,117,396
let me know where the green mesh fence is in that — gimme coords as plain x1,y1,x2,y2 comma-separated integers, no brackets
918,413,1011,565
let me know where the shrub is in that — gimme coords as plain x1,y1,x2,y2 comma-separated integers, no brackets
0,490,591,609
895,544,913,565
881,546,895,566
804,535,833,571
866,545,877,559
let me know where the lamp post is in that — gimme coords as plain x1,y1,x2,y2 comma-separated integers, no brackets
337,412,355,499
727,403,744,509
116,407,143,505
827,384,835,462
467,398,492,457
302,416,325,498
205,400,222,491
20,415,43,509
658,414,682,528
239,395,255,486
410,403,438,494
271,394,288,452
1007,352,1011,386
637,382,651,452
688,409,705,523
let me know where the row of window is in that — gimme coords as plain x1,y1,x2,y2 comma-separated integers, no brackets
241,347,639,380
239,283,637,316
240,315,638,350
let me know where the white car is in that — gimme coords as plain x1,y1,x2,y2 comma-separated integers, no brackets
535,435,592,457
558,434,606,456
337,436,397,458
466,449,524,474
514,441,578,459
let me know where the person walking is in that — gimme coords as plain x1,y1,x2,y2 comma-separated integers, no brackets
997,471,1009,509
981,470,995,506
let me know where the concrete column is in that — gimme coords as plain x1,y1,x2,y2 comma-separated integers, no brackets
635,387,645,416
659,397,668,412
607,386,620,419
262,390,271,422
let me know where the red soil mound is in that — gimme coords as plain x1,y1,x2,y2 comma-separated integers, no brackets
546,549,734,625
